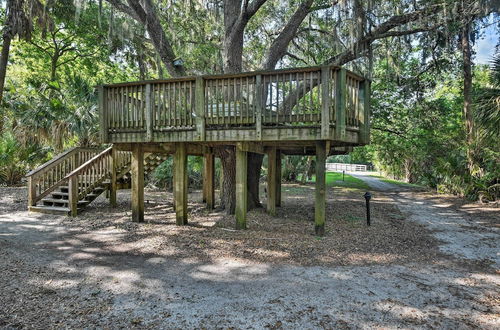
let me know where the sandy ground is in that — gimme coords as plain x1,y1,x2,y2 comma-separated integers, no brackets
0,177,499,328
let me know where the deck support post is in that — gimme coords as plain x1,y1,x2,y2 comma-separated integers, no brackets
195,77,206,141
98,85,108,143
359,79,371,144
267,147,277,216
174,143,188,225
315,141,327,236
276,150,281,207
131,144,144,222
110,146,117,207
27,176,36,207
203,152,215,210
235,143,248,229
68,176,78,217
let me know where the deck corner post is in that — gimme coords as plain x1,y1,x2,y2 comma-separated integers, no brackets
174,143,188,225
195,77,206,141
267,147,277,216
255,74,263,140
131,144,145,222
110,146,117,207
335,68,347,141
359,79,371,144
235,143,248,229
321,66,331,139
98,85,108,144
145,83,154,142
68,176,78,217
203,152,215,210
314,140,327,236
27,176,36,207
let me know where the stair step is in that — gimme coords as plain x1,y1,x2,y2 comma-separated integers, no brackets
41,198,89,206
51,191,69,197
29,206,72,215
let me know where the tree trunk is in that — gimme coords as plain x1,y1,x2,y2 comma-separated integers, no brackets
0,0,17,135
215,146,236,214
461,20,475,174
247,153,264,208
0,32,11,134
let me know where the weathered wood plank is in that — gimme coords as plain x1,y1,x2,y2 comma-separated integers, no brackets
99,85,108,143
314,141,326,236
255,74,263,140
131,144,145,222
69,176,78,217
235,143,248,229
174,143,188,225
110,147,117,207
145,83,153,141
359,79,371,144
195,77,206,141
335,68,347,141
267,147,277,216
276,149,281,207
321,66,331,139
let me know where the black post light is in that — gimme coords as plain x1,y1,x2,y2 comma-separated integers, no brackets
364,192,372,226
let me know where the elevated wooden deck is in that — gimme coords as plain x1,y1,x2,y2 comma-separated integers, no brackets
99,65,370,152
27,65,371,236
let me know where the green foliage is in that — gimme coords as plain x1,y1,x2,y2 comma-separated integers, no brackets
150,156,213,190
0,133,49,185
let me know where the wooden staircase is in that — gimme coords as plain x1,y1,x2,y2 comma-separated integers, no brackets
26,146,168,216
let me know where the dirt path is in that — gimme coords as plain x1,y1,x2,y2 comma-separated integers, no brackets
0,185,499,328
353,173,500,269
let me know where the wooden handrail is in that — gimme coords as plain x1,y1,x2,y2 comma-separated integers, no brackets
27,147,103,207
100,64,363,87
64,146,113,179
25,147,77,178
100,64,369,144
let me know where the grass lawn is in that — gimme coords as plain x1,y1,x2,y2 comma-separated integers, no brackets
369,174,423,188
306,172,370,190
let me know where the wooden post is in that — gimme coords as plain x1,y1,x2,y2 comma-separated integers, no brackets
110,147,117,207
235,143,248,229
335,68,347,141
315,141,326,236
203,153,215,210
195,77,206,141
174,143,188,225
267,147,277,216
359,79,371,144
131,144,144,222
321,66,331,139
276,150,281,207
27,176,36,207
68,176,78,217
145,83,153,142
98,85,108,143
255,74,263,140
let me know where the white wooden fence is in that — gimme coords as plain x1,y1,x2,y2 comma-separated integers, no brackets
326,163,367,172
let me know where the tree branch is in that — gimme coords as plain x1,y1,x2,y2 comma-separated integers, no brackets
262,0,314,69
105,0,141,21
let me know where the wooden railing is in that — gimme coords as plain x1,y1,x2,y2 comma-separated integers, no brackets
66,147,114,215
100,65,370,143
26,147,102,207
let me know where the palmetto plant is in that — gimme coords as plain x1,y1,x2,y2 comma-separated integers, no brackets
475,53,500,140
